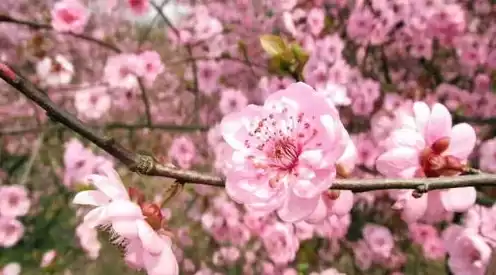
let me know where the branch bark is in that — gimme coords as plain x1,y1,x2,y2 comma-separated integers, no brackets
1,63,496,193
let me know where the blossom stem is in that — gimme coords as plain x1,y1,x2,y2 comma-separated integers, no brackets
1,63,496,193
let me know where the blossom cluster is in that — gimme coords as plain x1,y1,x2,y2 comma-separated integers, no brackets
0,0,496,274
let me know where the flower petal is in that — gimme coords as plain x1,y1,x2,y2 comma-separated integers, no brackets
83,207,108,227
105,200,143,219
440,187,476,212
277,190,320,222
137,220,166,255
85,170,128,200
386,128,425,150
143,239,179,275
220,104,268,151
425,103,452,146
446,123,476,160
73,190,109,206
413,101,431,136
375,148,419,178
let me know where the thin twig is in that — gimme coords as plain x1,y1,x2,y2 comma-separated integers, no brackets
18,131,45,186
137,78,153,126
0,14,121,53
1,63,496,192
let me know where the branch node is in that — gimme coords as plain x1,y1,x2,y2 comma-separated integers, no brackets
132,154,155,175
412,183,430,198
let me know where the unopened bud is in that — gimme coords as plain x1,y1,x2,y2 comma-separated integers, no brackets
431,137,450,154
327,190,341,200
444,155,463,171
141,202,163,230
427,155,446,171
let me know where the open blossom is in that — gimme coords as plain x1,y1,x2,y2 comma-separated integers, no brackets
317,82,351,107
0,218,24,248
36,55,74,87
51,0,89,34
221,82,349,222
261,222,299,265
362,224,394,259
73,167,179,275
376,102,477,220
74,86,111,120
76,222,102,259
139,51,165,85
443,225,492,275
0,185,30,217
104,54,145,89
219,88,248,115
168,136,196,169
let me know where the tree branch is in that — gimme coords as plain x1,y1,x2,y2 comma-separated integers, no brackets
1,63,496,193
0,14,121,53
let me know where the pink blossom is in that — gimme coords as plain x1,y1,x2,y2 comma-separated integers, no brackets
76,222,101,259
127,0,149,15
168,136,196,169
362,224,394,259
219,88,248,115
0,218,24,248
212,246,240,266
51,0,89,34
1,263,21,275
104,54,145,89
261,222,299,265
40,250,57,268
74,86,111,120
196,61,221,95
353,240,373,271
409,223,438,244
314,214,351,239
139,51,165,85
422,236,446,260
317,82,351,107
0,185,30,217
443,225,492,275
63,138,98,187
463,204,496,247
376,102,477,216
36,55,74,87
307,8,325,36
479,138,496,172
74,168,179,275
221,82,349,222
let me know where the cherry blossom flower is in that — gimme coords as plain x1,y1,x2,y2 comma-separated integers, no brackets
221,82,350,222
0,185,30,217
36,55,74,87
74,86,111,120
51,0,89,34
0,218,24,248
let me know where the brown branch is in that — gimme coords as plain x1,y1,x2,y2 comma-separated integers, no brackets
0,122,209,136
1,63,496,193
0,14,121,53
137,78,153,126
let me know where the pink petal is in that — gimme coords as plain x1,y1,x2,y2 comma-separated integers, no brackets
326,190,354,216
440,187,476,212
83,207,108,227
337,132,358,174
105,200,143,219
112,220,139,239
220,104,268,151
137,220,165,255
304,196,328,224
425,103,452,146
73,190,109,206
265,82,339,118
401,192,428,222
387,128,425,150
225,170,275,204
413,101,431,136
375,148,420,178
85,171,128,200
446,123,476,160
143,240,179,275
277,190,320,222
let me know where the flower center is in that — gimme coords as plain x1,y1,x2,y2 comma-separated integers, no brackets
418,137,464,177
268,137,300,170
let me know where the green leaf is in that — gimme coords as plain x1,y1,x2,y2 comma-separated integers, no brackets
260,34,287,56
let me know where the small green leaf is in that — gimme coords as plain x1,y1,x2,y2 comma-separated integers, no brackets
260,34,287,56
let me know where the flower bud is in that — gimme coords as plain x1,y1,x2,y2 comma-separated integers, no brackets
141,202,163,230
431,137,450,154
